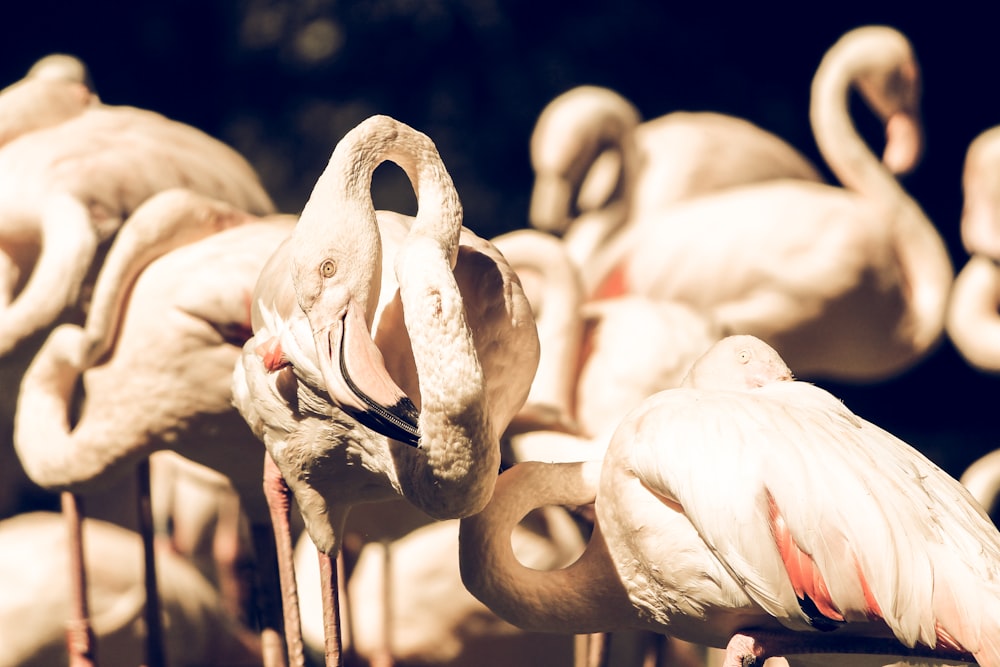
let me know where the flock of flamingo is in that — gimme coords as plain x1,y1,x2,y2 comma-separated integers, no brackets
2,23,1000,667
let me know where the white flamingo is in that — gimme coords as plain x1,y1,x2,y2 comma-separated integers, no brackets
0,54,95,148
582,25,952,382
14,188,297,666
0,55,276,518
0,511,261,667
946,125,1000,372
233,114,538,666
461,335,1000,667
528,84,824,271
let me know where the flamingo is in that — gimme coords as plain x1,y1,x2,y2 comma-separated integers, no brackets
460,334,1000,667
960,448,1000,526
233,114,538,666
0,511,261,667
528,84,824,271
582,25,952,382
0,54,95,148
946,125,1000,372
0,55,276,518
13,188,297,666
492,227,719,445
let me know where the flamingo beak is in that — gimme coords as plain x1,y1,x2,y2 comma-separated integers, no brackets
314,300,421,448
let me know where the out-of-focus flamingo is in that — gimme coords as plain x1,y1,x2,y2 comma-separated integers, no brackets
0,55,276,518
14,189,296,666
960,448,1000,526
461,335,1000,667
585,25,952,382
234,114,538,666
947,125,1000,372
492,228,719,445
0,54,95,148
0,511,261,667
528,84,824,270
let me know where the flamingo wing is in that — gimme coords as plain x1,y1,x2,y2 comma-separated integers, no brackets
627,381,1000,655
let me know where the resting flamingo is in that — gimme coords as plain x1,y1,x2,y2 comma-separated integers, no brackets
946,125,1000,372
461,334,1000,667
14,189,297,666
583,25,952,382
0,511,261,667
233,114,538,666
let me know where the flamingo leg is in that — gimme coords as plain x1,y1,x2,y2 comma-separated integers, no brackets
317,549,344,667
62,491,97,667
137,459,166,667
263,452,306,667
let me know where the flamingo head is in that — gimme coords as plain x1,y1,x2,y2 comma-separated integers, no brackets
847,26,924,176
682,335,794,391
290,199,421,448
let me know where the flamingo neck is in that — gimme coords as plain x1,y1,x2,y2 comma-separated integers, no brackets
810,40,953,356
459,460,637,633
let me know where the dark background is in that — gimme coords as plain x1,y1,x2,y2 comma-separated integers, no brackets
2,2,997,478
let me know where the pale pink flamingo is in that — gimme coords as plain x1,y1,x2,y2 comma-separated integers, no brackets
0,511,261,667
960,448,1000,525
528,84,824,271
0,54,95,148
0,56,276,518
233,114,538,666
492,227,719,445
946,125,1000,372
583,25,952,382
13,188,297,666
461,334,1000,666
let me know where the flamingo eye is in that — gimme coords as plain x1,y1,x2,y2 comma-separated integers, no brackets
320,259,337,278
738,349,751,364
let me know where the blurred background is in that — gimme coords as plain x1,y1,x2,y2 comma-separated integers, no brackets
1,1,996,477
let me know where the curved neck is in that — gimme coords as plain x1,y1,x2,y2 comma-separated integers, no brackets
492,229,583,431
13,324,140,492
810,34,953,355
459,460,637,633
810,46,899,197
82,189,251,366
946,256,1000,373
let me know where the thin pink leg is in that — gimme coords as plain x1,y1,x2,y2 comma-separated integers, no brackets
137,459,166,667
62,491,97,667
318,549,344,667
264,452,306,667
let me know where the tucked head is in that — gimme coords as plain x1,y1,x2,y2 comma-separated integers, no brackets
681,335,793,390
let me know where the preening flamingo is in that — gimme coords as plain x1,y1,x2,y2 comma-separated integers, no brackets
461,335,1000,667
13,189,297,665
585,25,952,381
0,512,261,667
528,84,823,270
946,125,1000,372
233,114,538,666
